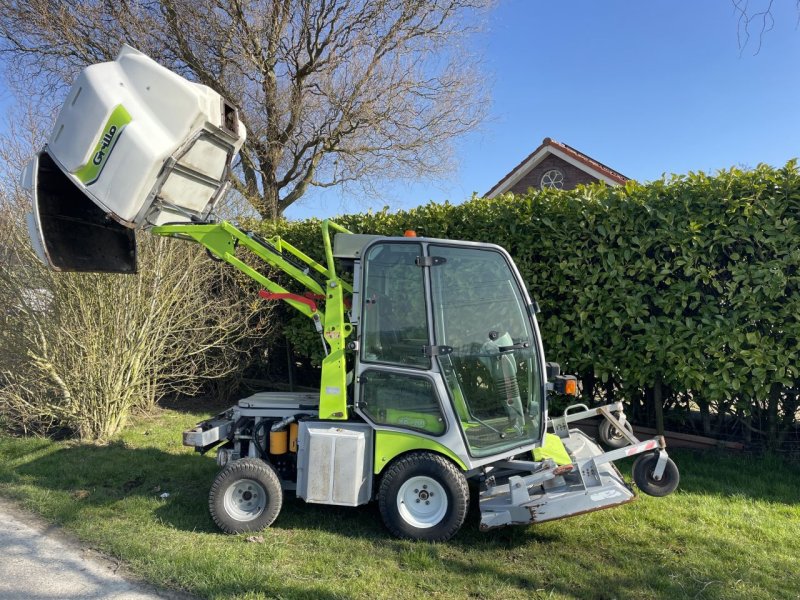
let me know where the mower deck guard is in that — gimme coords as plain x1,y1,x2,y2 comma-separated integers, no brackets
479,402,671,530
479,430,635,529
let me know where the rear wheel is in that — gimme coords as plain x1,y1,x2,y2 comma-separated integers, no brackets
378,452,468,542
598,417,635,449
209,458,283,534
632,453,679,497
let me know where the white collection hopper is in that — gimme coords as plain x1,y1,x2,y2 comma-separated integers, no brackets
22,45,246,273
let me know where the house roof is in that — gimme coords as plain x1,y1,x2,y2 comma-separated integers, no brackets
485,137,629,198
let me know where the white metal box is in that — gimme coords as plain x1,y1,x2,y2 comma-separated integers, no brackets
297,422,373,507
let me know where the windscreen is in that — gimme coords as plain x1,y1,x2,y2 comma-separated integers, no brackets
429,244,543,457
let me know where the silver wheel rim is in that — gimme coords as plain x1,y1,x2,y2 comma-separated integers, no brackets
397,476,447,529
223,478,267,522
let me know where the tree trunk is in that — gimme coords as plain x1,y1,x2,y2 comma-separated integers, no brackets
252,183,280,221
738,406,753,444
767,382,781,451
286,336,295,393
778,380,799,444
604,378,615,404
699,401,711,436
714,400,729,436
653,374,665,436
641,386,653,426
583,369,596,404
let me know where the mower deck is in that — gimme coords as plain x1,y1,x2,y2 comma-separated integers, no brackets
478,403,669,530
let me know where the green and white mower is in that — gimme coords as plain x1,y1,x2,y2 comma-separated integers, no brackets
22,47,679,541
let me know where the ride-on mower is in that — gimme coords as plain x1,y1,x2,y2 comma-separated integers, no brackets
22,46,679,541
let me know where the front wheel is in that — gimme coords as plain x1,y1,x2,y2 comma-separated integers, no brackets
632,453,679,497
378,452,469,542
209,458,283,534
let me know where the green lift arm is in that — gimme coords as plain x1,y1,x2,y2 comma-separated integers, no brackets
151,219,354,420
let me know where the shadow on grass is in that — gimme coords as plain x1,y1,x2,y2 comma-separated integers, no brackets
7,444,799,537
5,441,395,541
3,441,586,569
5,442,220,533
4,441,800,599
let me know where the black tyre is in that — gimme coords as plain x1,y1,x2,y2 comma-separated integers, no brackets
209,458,283,534
378,452,469,542
632,453,680,497
598,417,635,449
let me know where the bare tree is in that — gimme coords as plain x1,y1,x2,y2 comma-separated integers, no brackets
732,0,800,54
0,0,491,219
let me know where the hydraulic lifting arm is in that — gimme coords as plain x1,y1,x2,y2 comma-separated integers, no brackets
151,219,355,420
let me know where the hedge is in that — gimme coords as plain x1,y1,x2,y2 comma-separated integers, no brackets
247,161,800,450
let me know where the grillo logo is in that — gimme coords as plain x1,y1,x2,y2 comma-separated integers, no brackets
74,104,131,185
92,125,118,166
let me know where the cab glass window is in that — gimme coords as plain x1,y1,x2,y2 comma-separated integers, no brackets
359,370,445,435
361,242,430,368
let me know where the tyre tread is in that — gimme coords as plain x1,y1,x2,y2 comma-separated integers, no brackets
378,451,468,542
209,457,283,534
632,453,680,497
598,418,634,449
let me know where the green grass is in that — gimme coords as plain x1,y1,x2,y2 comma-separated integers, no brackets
1,402,799,600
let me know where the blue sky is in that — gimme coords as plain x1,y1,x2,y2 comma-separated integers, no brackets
291,0,800,219
2,2,798,221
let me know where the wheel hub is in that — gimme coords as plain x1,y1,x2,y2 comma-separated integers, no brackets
223,478,267,522
397,476,447,529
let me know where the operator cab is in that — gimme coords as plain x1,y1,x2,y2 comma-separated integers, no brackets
352,238,546,458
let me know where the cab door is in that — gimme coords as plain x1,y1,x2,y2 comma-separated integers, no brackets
355,241,447,437
427,244,545,457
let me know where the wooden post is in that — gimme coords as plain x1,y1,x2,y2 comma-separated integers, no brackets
767,382,781,451
700,401,711,436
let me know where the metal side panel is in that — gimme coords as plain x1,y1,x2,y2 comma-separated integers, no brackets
479,429,635,530
297,422,373,506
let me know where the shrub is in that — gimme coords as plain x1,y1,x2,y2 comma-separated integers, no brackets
0,192,271,440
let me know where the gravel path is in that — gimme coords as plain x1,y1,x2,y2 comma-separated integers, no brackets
0,497,195,600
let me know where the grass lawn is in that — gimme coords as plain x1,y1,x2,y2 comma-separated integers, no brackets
0,400,798,600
